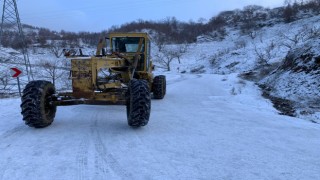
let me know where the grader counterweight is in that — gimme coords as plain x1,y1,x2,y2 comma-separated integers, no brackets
20,33,166,128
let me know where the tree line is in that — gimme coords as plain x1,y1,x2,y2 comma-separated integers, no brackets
0,0,319,50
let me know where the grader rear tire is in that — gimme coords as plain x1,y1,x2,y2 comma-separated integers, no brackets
126,79,151,127
20,80,56,128
152,75,166,99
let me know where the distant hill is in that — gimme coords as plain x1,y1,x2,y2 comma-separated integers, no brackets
1,0,319,49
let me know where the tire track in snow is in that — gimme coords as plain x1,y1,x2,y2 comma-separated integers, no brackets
91,113,110,178
131,132,169,179
0,126,25,180
0,126,25,140
75,111,132,179
75,112,96,180
91,112,133,179
68,105,87,113
166,74,187,85
76,130,90,180
166,74,202,86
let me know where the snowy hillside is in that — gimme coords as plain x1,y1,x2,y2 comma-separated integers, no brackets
260,38,320,122
161,15,320,123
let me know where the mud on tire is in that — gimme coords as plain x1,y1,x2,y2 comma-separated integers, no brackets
21,80,56,128
152,75,166,99
126,79,151,127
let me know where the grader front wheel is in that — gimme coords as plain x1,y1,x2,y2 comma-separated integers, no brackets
126,79,151,127
152,75,166,99
20,80,57,128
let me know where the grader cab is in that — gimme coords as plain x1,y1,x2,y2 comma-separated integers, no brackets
20,33,166,128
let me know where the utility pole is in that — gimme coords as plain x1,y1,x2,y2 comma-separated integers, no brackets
0,0,33,81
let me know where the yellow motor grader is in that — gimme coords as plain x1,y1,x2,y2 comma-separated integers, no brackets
20,33,166,128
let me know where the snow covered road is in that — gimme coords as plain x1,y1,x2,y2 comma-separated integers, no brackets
0,73,319,180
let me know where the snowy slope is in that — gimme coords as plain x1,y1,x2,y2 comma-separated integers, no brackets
159,15,320,122
168,15,320,75
260,38,320,122
0,73,320,180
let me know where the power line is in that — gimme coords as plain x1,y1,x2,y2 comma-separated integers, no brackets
0,0,33,81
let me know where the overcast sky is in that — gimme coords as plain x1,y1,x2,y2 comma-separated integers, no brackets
16,0,284,32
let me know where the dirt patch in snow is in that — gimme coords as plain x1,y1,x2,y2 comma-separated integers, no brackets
258,84,296,117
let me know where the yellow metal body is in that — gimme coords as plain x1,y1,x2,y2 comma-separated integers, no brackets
59,33,154,105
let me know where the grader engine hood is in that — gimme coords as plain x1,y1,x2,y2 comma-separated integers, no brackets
70,56,128,99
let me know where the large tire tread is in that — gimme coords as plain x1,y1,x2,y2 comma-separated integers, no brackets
153,75,166,99
20,80,56,128
126,79,151,127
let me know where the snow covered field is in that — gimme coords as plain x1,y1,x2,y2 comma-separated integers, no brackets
0,73,319,180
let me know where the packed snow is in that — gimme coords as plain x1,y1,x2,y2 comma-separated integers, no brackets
0,73,320,180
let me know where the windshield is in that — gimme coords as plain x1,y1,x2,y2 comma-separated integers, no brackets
112,37,145,53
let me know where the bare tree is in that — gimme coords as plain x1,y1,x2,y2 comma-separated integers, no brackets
305,26,320,40
0,71,14,97
279,25,318,49
253,41,276,67
171,44,189,64
154,48,176,71
37,58,66,86
240,5,264,34
153,38,188,71
153,32,167,52
49,41,66,58
283,3,296,23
